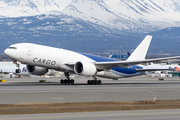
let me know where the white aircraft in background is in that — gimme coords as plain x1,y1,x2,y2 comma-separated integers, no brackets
0,64,29,76
0,62,59,77
4,35,180,85
126,52,180,74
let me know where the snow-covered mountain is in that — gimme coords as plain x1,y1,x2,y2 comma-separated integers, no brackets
62,0,180,33
0,0,180,54
1,0,180,33
0,0,62,17
62,0,134,33
105,0,180,21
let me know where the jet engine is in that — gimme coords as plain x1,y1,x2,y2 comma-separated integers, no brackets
74,61,97,76
27,65,48,75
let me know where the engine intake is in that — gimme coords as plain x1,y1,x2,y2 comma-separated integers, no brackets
74,61,97,76
27,65,48,75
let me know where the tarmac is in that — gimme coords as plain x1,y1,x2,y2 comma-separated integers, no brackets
0,75,180,104
0,75,180,119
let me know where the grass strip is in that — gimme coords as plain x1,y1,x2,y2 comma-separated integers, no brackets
0,100,180,115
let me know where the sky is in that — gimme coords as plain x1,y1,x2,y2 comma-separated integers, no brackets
54,0,72,9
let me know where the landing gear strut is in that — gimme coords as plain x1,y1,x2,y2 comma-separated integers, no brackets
60,72,75,85
87,76,102,85
14,61,21,73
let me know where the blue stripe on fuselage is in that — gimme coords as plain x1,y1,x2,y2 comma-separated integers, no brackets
111,65,143,74
78,52,143,74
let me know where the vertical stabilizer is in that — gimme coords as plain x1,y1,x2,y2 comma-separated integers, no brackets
127,35,152,61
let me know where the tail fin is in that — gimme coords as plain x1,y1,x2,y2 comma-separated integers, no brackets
127,35,152,61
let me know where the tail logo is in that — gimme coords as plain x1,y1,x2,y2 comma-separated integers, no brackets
169,66,180,71
22,67,27,72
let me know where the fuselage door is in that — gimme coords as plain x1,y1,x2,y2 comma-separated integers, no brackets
26,47,31,56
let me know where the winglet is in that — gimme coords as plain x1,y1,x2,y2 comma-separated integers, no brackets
127,35,152,61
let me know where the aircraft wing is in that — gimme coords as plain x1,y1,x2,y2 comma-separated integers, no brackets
135,69,173,72
167,71,180,73
95,56,180,70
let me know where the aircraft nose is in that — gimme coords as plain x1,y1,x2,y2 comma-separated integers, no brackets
4,48,14,59
4,48,9,56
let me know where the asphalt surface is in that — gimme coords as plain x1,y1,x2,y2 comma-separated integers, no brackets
0,76,180,104
0,109,180,120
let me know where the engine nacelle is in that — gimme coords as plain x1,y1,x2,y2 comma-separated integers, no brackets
27,65,48,75
74,61,97,76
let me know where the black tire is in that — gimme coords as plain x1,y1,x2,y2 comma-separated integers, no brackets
15,69,21,73
60,80,64,84
71,79,74,84
67,80,71,84
91,80,95,85
87,80,91,85
64,80,67,84
98,80,102,85
94,80,98,85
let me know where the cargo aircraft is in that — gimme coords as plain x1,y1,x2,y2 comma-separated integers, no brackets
4,35,180,85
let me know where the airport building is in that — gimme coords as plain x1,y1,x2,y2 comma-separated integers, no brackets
109,55,129,60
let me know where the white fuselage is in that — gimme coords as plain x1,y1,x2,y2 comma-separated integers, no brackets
6,43,179,79
4,43,144,79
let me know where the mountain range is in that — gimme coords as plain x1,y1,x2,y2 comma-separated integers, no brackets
63,0,180,33
0,0,180,55
0,0,62,17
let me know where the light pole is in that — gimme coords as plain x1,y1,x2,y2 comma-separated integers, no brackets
57,44,60,48
116,46,121,60
120,46,121,60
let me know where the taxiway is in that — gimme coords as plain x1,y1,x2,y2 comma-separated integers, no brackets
0,109,180,120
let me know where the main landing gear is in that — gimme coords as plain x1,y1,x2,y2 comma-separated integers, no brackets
87,76,102,85
87,80,102,85
60,72,75,85
60,72,102,85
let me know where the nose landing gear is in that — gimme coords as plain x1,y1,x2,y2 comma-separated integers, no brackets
14,61,21,73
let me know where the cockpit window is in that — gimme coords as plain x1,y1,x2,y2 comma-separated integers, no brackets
8,47,17,49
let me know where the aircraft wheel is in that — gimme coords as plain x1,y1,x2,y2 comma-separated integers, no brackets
67,80,71,84
87,80,101,85
60,79,64,84
87,80,91,85
61,79,75,85
71,79,74,84
94,80,98,85
98,80,102,85
91,80,95,85
15,69,21,73
64,80,67,84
